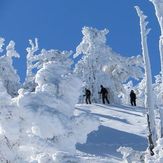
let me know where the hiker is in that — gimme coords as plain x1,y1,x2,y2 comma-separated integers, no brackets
130,90,136,106
99,85,110,104
84,88,91,104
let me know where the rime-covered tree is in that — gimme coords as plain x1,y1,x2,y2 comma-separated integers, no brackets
24,39,73,92
149,0,163,139
0,37,99,162
17,45,99,162
0,38,20,97
24,38,39,91
135,6,157,156
74,27,144,104
149,0,163,79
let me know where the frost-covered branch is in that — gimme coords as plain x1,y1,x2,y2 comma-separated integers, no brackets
135,6,157,155
25,38,73,92
6,41,20,59
26,38,39,82
149,0,163,78
149,0,163,138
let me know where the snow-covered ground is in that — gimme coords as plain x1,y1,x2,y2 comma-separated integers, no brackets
75,104,148,162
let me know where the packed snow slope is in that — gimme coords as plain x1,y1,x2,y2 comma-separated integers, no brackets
75,103,148,162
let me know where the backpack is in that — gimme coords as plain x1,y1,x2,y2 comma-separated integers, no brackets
86,89,91,96
102,88,108,94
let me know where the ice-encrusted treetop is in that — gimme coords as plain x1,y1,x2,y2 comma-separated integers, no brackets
150,0,163,17
74,26,109,58
150,0,163,33
0,38,20,97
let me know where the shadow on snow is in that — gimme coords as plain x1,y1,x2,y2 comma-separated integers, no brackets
95,104,145,116
76,125,148,158
76,107,131,125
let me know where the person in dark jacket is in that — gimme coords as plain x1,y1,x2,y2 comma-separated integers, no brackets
99,85,110,104
130,90,136,106
84,88,91,104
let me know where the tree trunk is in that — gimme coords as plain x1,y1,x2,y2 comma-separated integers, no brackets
135,6,157,155
149,0,163,138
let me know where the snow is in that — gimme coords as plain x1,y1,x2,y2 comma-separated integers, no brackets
0,32,152,162
1,3,163,161
75,103,148,162
0,65,149,162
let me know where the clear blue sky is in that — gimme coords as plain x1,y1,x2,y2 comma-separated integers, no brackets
0,0,160,82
